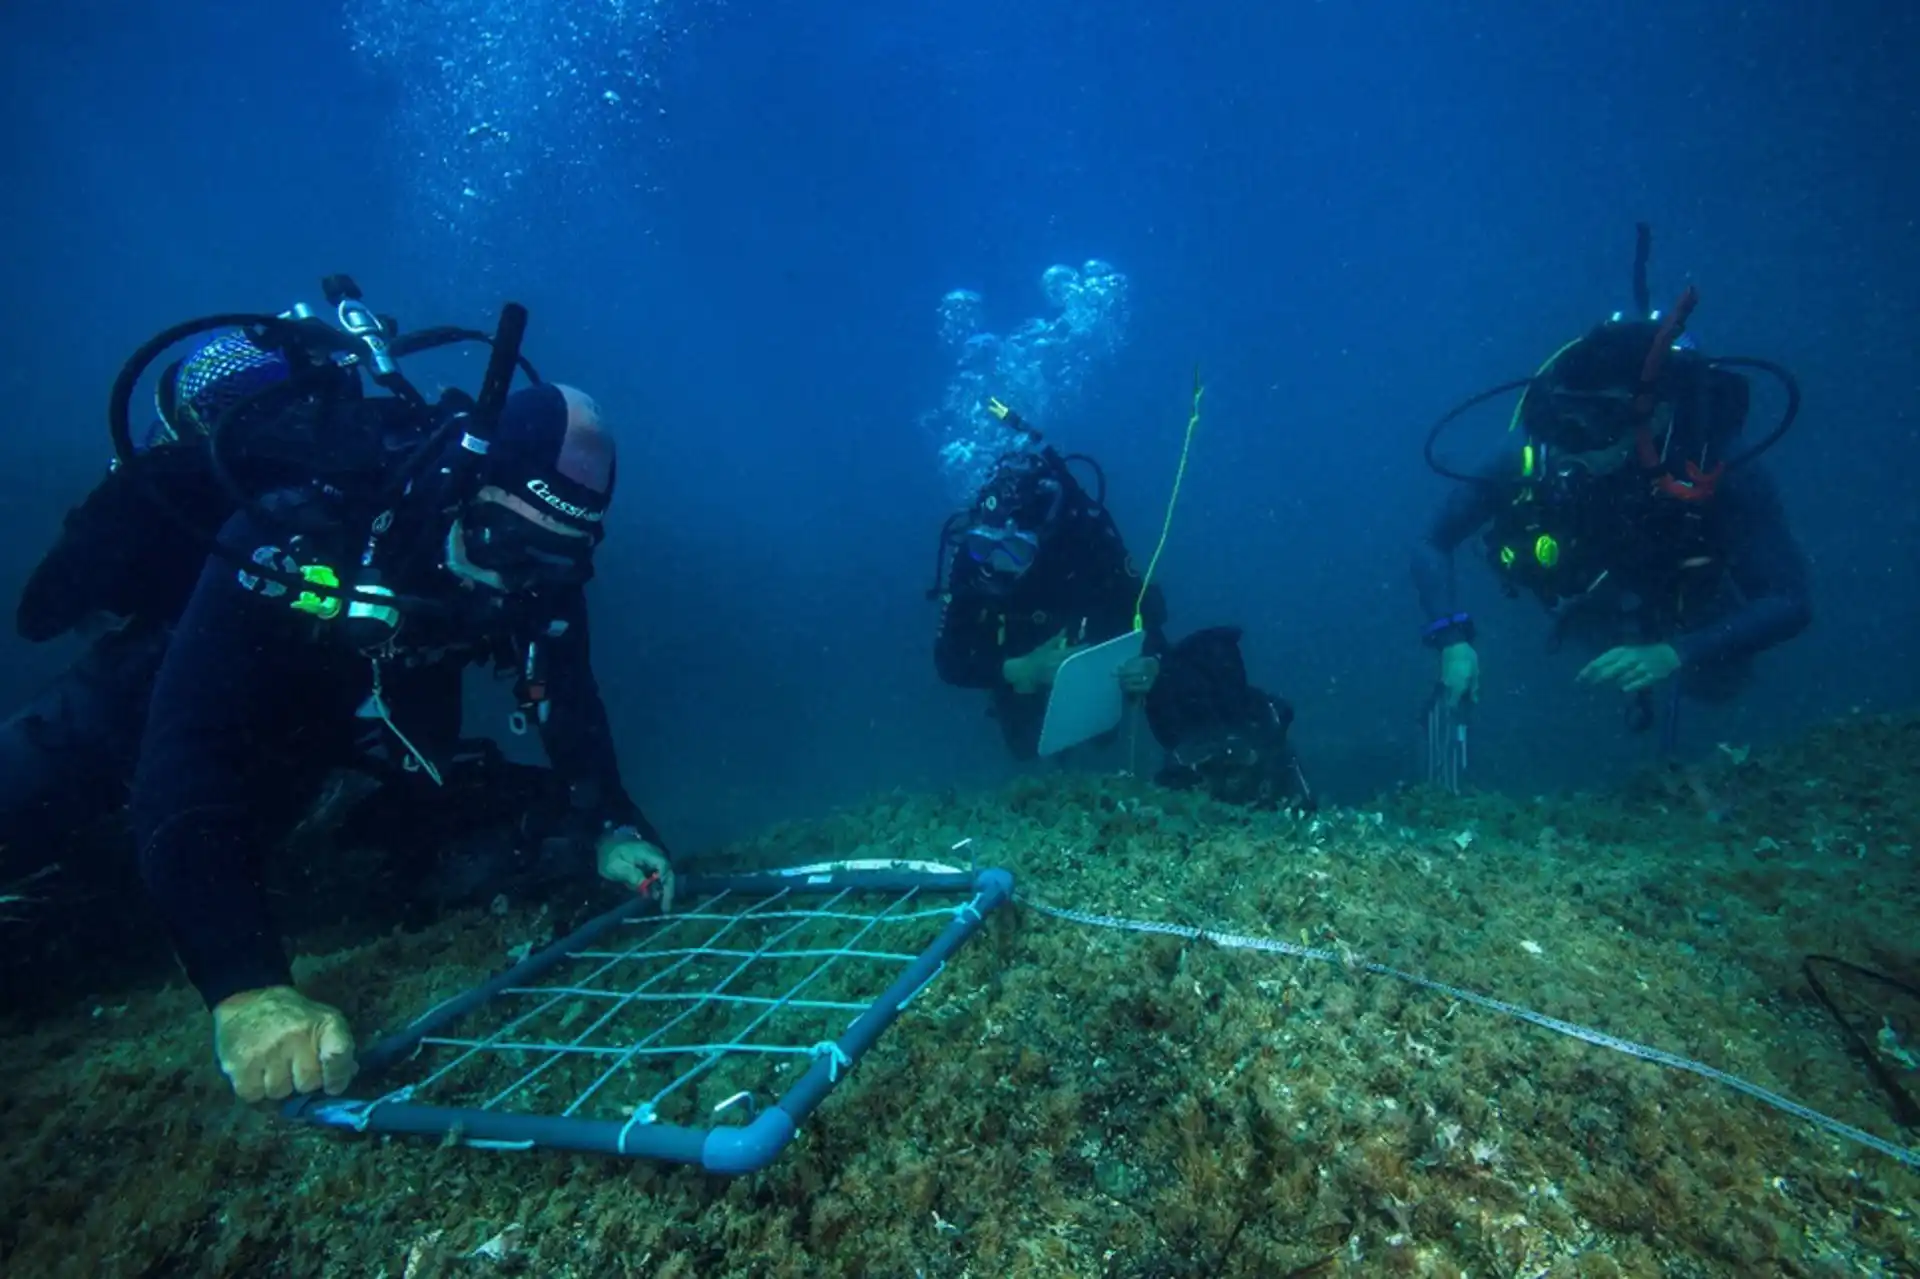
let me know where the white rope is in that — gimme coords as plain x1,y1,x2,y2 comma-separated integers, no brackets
1019,895,1920,1170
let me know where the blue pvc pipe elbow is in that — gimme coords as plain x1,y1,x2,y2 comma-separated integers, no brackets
702,1107,797,1174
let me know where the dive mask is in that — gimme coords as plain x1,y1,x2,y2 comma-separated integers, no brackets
961,522,1041,580
1534,386,1640,454
459,500,597,591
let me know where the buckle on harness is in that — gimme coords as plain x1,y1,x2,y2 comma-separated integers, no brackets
514,678,550,726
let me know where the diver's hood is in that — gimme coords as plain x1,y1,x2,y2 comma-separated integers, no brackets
1546,320,1666,394
1524,320,1751,458
972,451,1069,533
1423,224,1799,496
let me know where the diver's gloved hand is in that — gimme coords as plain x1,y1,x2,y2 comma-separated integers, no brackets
1117,653,1160,694
1439,641,1480,708
212,985,357,1104
1578,643,1681,694
1002,630,1076,696
597,830,676,912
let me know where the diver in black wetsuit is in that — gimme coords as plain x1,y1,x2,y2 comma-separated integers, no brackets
55,286,674,1106
930,408,1166,760
3,333,593,895
1414,228,1811,738
929,403,1313,806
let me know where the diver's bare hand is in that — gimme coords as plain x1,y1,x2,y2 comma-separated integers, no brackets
213,985,357,1103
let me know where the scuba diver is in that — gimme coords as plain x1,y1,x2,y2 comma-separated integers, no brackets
931,402,1167,760
929,399,1312,805
1414,226,1811,745
64,278,673,1105
2,331,612,947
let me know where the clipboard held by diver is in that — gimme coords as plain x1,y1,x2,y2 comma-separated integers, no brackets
1037,630,1147,757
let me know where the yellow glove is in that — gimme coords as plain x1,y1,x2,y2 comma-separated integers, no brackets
1117,653,1160,694
597,831,676,912
1578,643,1681,693
213,985,357,1103
1440,641,1480,708
1002,631,1075,696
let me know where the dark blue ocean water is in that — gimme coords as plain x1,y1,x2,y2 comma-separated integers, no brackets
2,0,1915,851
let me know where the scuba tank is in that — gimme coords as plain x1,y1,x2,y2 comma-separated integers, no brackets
107,274,537,651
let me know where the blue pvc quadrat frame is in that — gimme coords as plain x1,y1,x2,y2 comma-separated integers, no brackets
283,865,1014,1173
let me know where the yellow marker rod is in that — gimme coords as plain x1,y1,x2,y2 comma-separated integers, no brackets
1133,364,1204,630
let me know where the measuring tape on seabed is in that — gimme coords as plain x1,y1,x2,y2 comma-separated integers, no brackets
777,850,1917,1170
1020,894,1920,1171
770,858,974,879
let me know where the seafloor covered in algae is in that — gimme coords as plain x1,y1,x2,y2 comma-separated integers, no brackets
2,713,1917,1278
